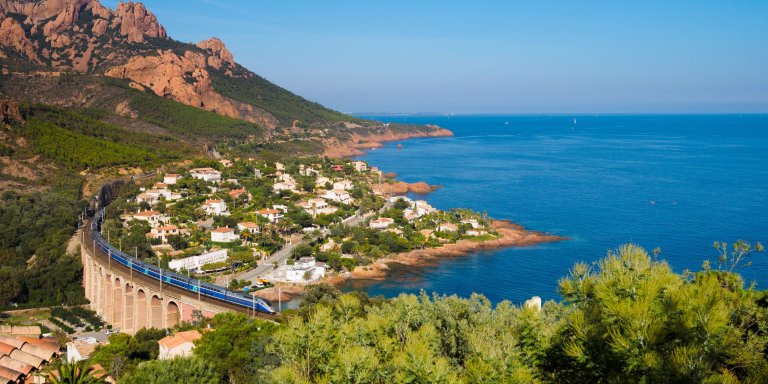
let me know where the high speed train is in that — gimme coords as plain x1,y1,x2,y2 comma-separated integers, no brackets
90,209,275,315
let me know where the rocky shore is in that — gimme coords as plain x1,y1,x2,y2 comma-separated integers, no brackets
323,128,454,158
331,220,566,283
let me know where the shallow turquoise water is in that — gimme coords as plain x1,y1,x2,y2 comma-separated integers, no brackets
342,114,768,304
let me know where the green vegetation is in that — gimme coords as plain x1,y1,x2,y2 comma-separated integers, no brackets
121,357,219,384
125,84,264,139
90,328,167,381
209,67,356,125
44,360,108,384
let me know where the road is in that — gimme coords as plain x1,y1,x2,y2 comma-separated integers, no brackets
233,233,304,283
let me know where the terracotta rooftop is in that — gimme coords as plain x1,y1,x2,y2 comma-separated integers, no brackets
134,210,160,217
257,209,281,215
211,227,234,233
155,225,179,231
238,222,258,229
0,336,59,383
158,330,202,350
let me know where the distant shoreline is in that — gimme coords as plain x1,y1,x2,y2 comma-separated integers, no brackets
323,127,454,158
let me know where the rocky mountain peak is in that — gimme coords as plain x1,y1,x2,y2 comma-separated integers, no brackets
115,1,166,43
196,37,234,68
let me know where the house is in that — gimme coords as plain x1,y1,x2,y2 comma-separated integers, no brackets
163,174,181,184
273,181,298,193
275,162,285,171
370,217,395,229
284,257,326,282
315,176,330,187
352,161,368,172
201,199,229,216
299,165,320,176
229,188,251,201
219,159,233,168
331,165,343,171
158,330,202,360
438,223,459,232
333,180,354,191
66,338,99,363
404,200,436,221
237,222,260,234
147,225,179,244
466,229,489,237
461,219,481,229
190,168,222,182
322,189,352,204
298,198,338,216
211,227,238,243
0,335,60,383
136,191,160,205
257,208,283,223
132,210,164,227
169,250,228,272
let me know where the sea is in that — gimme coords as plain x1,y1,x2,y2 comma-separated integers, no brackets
340,114,768,305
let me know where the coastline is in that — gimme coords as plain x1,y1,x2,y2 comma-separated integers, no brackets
332,220,566,284
323,127,454,158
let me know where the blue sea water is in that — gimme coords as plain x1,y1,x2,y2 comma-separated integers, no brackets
342,114,768,305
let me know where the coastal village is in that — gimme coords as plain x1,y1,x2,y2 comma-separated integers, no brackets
102,156,518,302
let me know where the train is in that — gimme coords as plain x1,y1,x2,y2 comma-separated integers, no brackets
90,209,276,315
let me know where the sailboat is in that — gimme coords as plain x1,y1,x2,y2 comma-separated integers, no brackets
573,117,577,125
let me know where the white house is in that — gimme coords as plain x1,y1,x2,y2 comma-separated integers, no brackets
466,229,489,237
190,168,222,182
219,159,233,168
132,210,164,227
404,200,436,221
352,161,368,172
298,198,338,216
370,217,395,229
237,222,260,234
299,165,320,176
158,330,202,360
438,223,459,232
284,257,326,282
333,180,354,191
66,338,99,363
202,199,229,216
275,162,285,171
257,208,283,223
273,181,298,193
460,219,481,229
228,188,251,201
163,174,181,184
169,249,228,272
147,225,179,244
211,227,238,243
323,189,353,204
315,176,331,187
136,192,160,205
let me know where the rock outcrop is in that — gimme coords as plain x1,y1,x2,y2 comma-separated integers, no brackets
196,37,234,69
0,97,22,126
0,16,40,63
106,50,278,128
114,1,166,43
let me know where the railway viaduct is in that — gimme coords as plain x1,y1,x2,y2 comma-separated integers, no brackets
80,225,263,335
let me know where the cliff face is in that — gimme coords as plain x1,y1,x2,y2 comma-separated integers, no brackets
0,0,281,127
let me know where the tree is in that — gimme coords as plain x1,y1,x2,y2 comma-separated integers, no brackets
121,357,218,384
193,312,278,382
43,361,107,384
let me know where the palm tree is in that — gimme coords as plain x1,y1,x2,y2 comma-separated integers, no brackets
42,361,107,384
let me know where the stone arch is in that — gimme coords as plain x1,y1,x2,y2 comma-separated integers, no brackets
150,295,163,329
102,274,113,323
111,277,124,329
166,301,180,329
135,289,148,331
123,283,134,333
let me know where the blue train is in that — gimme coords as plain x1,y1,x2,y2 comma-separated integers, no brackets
90,209,276,315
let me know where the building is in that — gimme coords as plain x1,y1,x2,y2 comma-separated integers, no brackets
257,208,283,223
158,330,202,360
66,338,99,363
219,159,233,168
370,217,395,229
322,189,352,204
168,249,228,272
132,210,164,227
237,222,260,234
352,161,368,172
461,219,481,229
211,227,238,243
201,199,229,216
147,225,179,244
163,174,181,184
284,257,326,282
272,181,298,193
190,168,222,182
275,162,285,171
298,198,337,216
0,335,60,383
438,223,459,232
315,176,330,187
228,188,250,201
136,191,160,205
333,180,354,191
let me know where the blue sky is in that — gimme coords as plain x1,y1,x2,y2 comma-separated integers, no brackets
102,1,768,113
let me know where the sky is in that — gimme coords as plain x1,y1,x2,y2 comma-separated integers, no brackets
101,1,768,114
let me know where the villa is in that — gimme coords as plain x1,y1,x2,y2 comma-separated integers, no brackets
370,217,395,229
158,330,202,360
315,176,331,187
163,174,181,184
438,223,459,232
147,225,179,244
273,181,298,193
136,191,160,205
257,208,284,223
132,210,164,227
282,257,326,282
229,188,251,201
219,159,233,168
352,161,368,172
190,168,222,182
237,222,260,234
298,198,338,216
333,180,354,191
211,227,238,243
461,219,481,229
202,199,229,216
323,189,353,204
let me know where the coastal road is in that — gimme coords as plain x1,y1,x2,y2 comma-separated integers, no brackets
234,233,304,283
